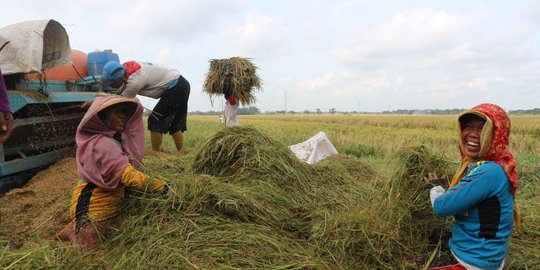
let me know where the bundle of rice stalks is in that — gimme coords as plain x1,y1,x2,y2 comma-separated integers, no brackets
178,175,314,238
310,154,377,210
203,57,262,106
387,145,456,253
310,205,404,269
108,214,323,269
116,176,321,268
192,126,313,189
0,245,89,269
314,154,376,182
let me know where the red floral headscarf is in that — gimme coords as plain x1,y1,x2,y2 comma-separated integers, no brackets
123,60,141,79
451,103,518,193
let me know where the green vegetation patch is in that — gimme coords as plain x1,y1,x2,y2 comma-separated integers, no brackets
2,122,539,269
192,126,313,189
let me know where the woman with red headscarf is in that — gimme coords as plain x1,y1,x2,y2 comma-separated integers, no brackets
424,103,519,270
57,96,167,251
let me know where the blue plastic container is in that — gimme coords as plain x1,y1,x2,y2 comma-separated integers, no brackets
87,50,120,76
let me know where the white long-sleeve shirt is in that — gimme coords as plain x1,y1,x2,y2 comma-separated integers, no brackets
120,62,180,99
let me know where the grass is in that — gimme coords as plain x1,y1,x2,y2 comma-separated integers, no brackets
2,114,539,269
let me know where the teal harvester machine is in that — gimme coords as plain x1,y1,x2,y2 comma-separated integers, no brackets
0,19,117,193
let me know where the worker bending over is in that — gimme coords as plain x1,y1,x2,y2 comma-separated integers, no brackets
102,60,190,154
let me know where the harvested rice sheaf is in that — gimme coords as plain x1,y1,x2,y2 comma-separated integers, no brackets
192,126,313,188
311,154,377,211
202,57,262,106
191,127,381,240
390,145,455,217
314,154,376,183
191,126,317,236
309,154,412,268
310,208,404,269
187,175,314,238
388,145,456,254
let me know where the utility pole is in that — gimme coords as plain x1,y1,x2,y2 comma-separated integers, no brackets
284,90,287,114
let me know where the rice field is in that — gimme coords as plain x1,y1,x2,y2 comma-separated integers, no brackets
1,114,539,269
185,114,540,163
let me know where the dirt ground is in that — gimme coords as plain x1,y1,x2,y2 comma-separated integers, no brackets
0,157,78,249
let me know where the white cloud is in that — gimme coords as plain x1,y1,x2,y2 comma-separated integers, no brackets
277,76,292,84
107,0,243,42
0,1,538,112
335,9,477,66
297,73,335,95
154,48,173,66
220,11,291,57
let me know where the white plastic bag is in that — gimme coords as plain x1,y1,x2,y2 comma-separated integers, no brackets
224,102,239,127
0,19,72,74
289,131,338,164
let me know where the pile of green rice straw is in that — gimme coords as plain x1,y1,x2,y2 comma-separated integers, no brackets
202,57,262,106
2,127,538,269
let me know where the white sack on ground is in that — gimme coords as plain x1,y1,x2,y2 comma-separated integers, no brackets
289,131,338,164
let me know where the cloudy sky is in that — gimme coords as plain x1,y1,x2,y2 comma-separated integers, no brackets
1,0,539,112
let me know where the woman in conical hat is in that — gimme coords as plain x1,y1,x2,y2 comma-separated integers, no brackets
57,95,168,251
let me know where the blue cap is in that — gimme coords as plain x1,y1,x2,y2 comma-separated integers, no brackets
102,61,125,81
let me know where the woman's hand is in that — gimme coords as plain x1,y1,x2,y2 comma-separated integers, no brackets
424,172,447,189
0,112,14,143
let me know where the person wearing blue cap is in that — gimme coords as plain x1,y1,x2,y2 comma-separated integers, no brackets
101,60,190,154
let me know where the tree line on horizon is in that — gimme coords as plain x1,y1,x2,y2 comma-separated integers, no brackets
185,107,540,116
